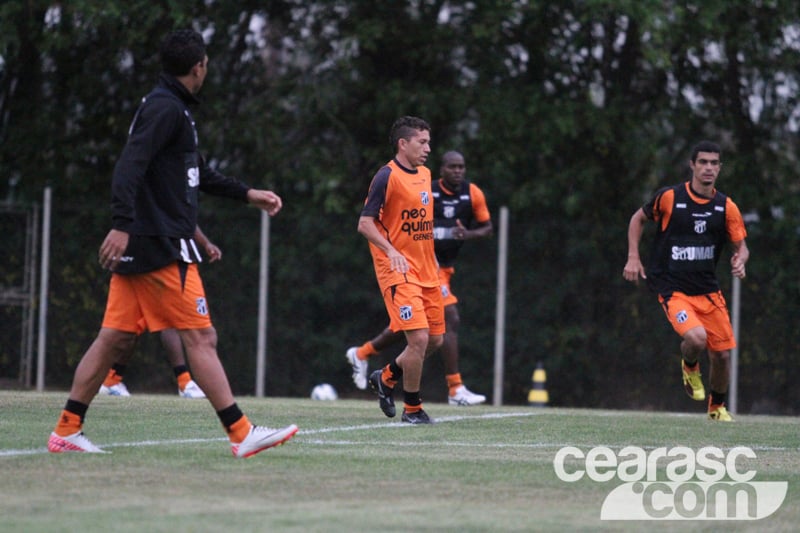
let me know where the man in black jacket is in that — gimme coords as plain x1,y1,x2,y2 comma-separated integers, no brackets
48,29,297,457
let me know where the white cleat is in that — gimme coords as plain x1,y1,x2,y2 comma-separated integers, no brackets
346,347,368,390
448,385,486,406
231,424,299,458
48,431,107,453
98,382,131,397
179,380,206,399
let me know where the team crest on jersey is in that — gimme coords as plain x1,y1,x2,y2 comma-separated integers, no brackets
196,297,208,316
420,191,430,205
399,305,413,321
443,205,455,218
676,310,688,324
694,220,707,234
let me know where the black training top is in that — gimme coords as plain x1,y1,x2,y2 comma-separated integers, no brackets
110,74,250,273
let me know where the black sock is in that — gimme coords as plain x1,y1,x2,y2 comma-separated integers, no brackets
389,360,403,380
64,399,89,423
682,357,698,368
173,364,189,377
111,363,127,377
216,403,244,429
710,390,727,406
404,391,421,407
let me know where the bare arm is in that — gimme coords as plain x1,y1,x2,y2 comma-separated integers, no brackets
452,219,493,240
246,189,282,216
357,216,409,273
194,225,222,262
623,208,648,283
730,239,749,279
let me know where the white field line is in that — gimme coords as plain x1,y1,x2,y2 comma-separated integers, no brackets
2,410,797,457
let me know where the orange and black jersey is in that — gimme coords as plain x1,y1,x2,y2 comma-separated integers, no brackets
643,182,747,297
361,159,439,292
431,178,491,267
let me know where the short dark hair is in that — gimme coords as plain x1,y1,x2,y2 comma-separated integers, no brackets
160,29,206,76
389,116,431,152
690,140,721,162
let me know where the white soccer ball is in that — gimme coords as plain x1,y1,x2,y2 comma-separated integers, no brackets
310,383,338,401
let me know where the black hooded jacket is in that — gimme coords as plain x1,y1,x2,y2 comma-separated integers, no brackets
110,74,250,273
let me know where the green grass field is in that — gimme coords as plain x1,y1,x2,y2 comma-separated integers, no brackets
0,391,797,532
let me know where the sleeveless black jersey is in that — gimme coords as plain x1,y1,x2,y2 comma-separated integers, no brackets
646,184,728,297
431,179,474,267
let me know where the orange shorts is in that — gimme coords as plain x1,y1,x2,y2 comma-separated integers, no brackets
383,282,445,335
658,291,736,352
101,262,212,333
439,266,458,307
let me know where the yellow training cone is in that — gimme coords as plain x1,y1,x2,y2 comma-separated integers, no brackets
528,362,549,407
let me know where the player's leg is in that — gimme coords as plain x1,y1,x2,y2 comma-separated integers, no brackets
345,326,402,390
399,285,444,423
660,293,707,401
703,291,735,421
98,317,145,397
161,328,205,398
158,264,296,456
439,268,486,406
49,273,141,453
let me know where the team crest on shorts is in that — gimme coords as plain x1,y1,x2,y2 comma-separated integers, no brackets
441,285,449,298
676,310,688,324
196,297,208,316
399,305,413,321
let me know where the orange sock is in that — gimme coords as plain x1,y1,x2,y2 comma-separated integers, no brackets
403,402,422,414
102,369,122,387
176,371,192,391
356,341,378,360
227,415,253,444
446,373,463,396
54,410,82,437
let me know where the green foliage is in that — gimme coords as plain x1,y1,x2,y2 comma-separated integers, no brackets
1,1,799,413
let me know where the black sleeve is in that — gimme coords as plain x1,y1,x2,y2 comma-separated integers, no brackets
360,166,391,218
642,185,671,220
198,156,250,201
111,97,182,231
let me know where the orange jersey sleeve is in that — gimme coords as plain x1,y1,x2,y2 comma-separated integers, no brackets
468,182,491,223
724,197,747,242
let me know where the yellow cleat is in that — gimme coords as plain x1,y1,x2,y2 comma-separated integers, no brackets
708,404,733,422
681,360,706,401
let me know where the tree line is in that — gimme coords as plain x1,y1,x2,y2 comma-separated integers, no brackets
1,1,798,413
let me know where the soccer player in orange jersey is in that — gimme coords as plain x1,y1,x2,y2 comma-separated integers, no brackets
347,151,493,405
624,140,749,421
357,116,444,424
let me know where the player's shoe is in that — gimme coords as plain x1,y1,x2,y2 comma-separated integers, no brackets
346,347,368,390
98,382,131,397
708,402,733,422
681,360,705,401
231,424,299,458
401,408,433,424
368,369,396,418
448,385,486,406
48,431,107,453
179,380,206,399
